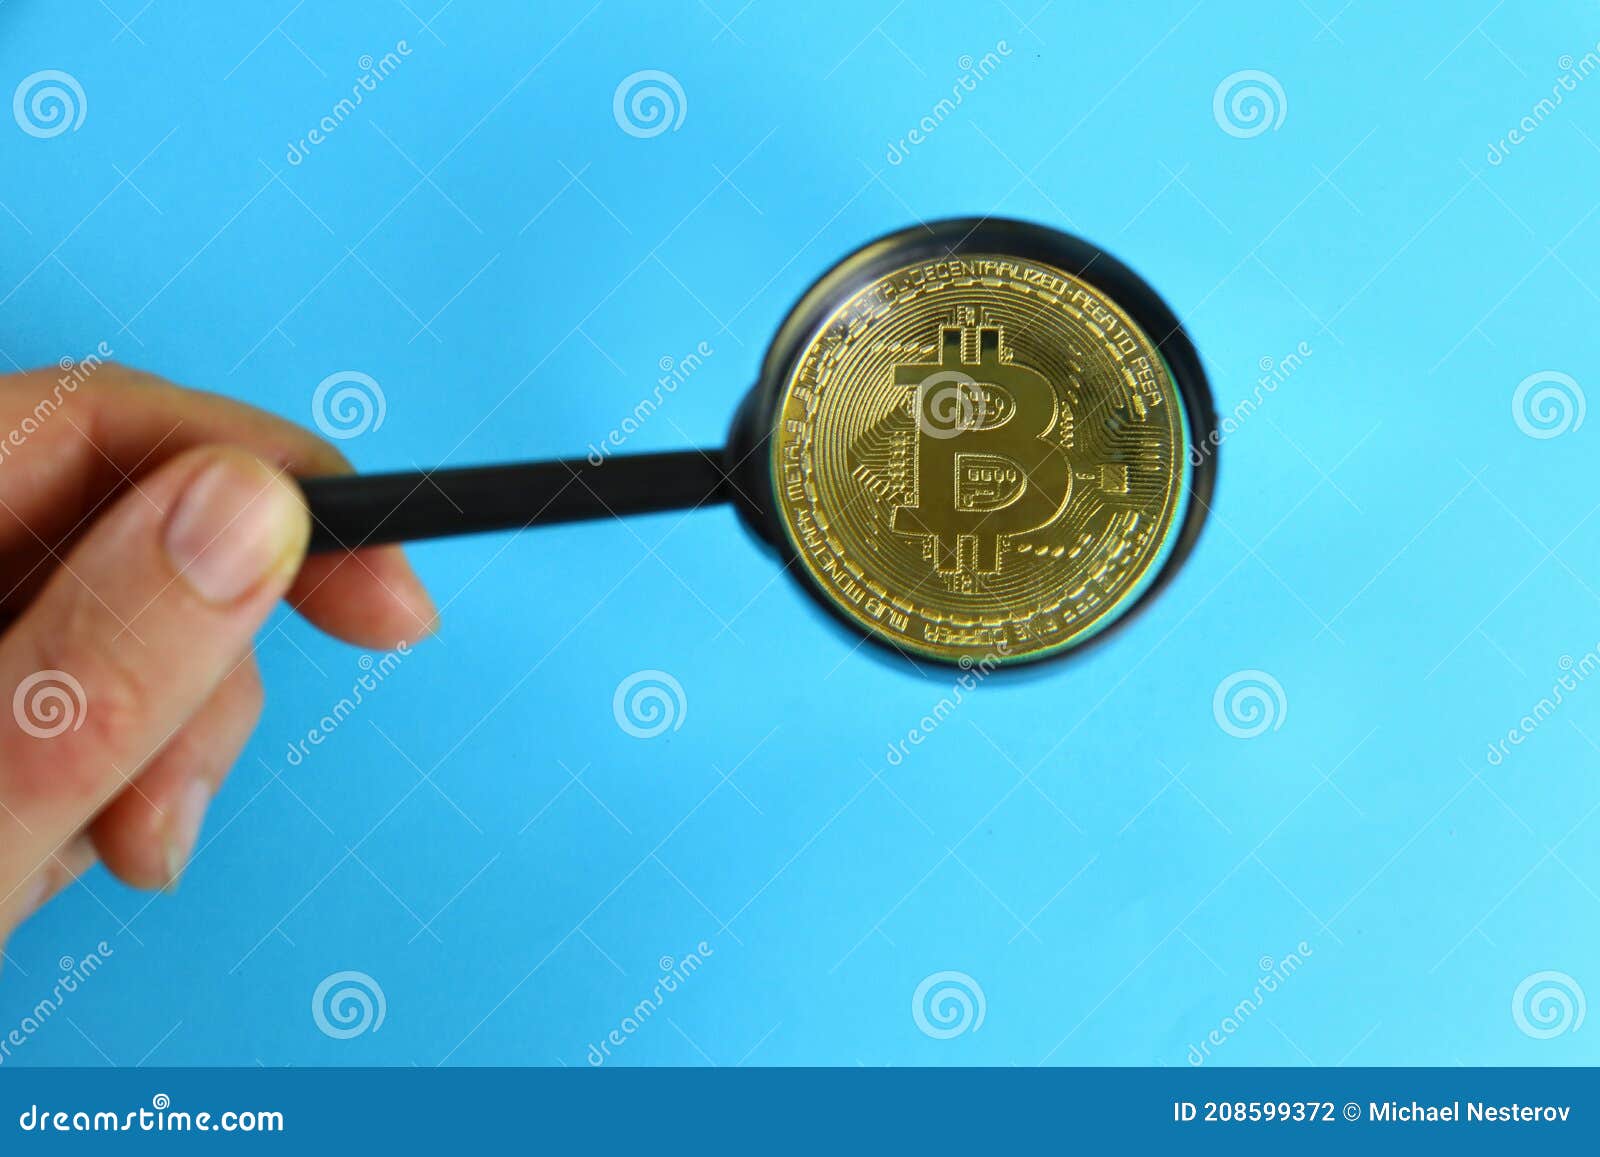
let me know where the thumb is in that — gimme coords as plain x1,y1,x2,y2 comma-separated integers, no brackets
0,447,308,920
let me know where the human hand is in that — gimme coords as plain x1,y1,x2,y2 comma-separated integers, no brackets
0,361,436,955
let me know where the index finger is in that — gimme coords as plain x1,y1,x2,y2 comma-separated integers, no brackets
0,363,436,648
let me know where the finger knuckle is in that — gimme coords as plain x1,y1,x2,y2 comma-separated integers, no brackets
96,361,156,388
56,656,146,761
238,668,265,723
5,612,152,802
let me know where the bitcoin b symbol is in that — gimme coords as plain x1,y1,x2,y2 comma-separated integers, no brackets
893,326,1071,575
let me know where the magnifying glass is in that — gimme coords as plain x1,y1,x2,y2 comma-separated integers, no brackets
298,217,1217,668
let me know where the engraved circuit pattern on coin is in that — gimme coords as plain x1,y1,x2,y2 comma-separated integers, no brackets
770,253,1191,665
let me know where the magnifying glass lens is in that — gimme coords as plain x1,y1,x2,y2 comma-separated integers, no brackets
745,222,1209,667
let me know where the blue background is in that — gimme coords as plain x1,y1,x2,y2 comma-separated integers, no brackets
2,0,1599,1068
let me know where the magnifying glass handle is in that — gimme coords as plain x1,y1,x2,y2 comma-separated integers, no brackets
298,449,732,553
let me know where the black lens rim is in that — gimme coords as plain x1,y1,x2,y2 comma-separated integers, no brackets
724,216,1218,671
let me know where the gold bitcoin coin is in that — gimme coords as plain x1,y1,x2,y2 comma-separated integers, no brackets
769,252,1192,666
